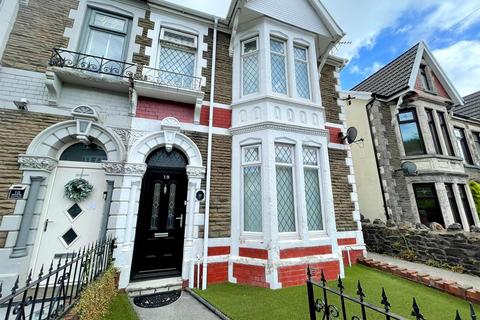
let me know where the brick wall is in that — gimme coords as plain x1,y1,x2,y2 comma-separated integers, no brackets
233,263,268,288
202,29,232,105
136,97,195,122
329,149,356,231
133,10,154,66
199,106,231,128
2,0,79,72
239,247,268,259
184,131,231,237
320,64,341,124
279,246,332,259
278,261,339,287
0,68,48,105
0,108,69,247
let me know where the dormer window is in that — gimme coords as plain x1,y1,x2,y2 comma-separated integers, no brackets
294,45,310,99
158,28,197,89
270,38,287,94
420,65,432,92
241,37,259,95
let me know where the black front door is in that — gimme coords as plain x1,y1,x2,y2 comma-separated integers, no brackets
131,168,188,280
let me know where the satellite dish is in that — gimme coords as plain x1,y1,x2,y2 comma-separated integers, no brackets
400,161,417,176
343,127,358,144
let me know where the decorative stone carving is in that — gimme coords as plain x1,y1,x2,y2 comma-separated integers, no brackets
162,117,181,152
102,162,147,176
18,155,58,172
112,128,146,148
186,165,206,178
72,105,98,121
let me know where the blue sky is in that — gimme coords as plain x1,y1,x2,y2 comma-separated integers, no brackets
166,0,480,96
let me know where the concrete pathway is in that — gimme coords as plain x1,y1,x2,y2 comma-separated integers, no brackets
367,252,480,290
131,291,220,320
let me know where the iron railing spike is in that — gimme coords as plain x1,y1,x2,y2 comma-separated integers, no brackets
470,303,477,320
455,310,462,320
411,298,425,320
357,280,365,301
307,265,312,280
12,275,19,293
337,275,344,293
381,287,391,312
0,281,2,298
320,269,326,285
39,264,44,277
26,269,32,285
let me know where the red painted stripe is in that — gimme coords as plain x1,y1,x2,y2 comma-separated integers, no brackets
239,247,268,259
279,245,332,259
208,246,230,256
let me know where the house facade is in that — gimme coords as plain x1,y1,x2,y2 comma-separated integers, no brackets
0,0,364,292
346,42,480,231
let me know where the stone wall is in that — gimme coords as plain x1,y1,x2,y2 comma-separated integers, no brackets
320,64,340,124
202,29,232,105
0,108,69,247
1,0,79,72
363,221,480,276
185,131,231,238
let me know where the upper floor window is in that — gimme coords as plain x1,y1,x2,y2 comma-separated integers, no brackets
83,9,130,62
60,143,107,163
303,147,323,231
275,144,296,233
242,145,262,232
426,109,442,154
420,65,432,92
294,45,310,99
242,37,259,95
398,109,425,156
473,132,480,155
158,28,197,88
270,38,287,94
454,127,474,165
438,111,455,156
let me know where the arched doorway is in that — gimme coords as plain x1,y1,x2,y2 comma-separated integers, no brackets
131,147,189,280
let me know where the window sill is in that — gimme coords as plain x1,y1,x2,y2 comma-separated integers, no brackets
232,94,321,110
401,154,463,162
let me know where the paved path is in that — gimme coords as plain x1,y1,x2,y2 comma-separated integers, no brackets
367,252,480,290
131,291,220,320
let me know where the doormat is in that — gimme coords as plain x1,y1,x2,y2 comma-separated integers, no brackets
133,290,181,308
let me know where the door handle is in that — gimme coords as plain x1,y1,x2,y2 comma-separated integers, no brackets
176,214,183,228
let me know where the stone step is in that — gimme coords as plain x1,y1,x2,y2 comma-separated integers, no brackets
126,277,182,297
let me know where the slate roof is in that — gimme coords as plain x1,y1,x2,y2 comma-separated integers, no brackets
454,91,480,120
351,43,419,97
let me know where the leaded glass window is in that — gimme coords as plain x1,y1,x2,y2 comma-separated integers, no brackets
294,45,310,99
303,147,323,230
242,145,262,232
270,38,287,94
275,144,296,232
242,37,259,95
60,143,107,163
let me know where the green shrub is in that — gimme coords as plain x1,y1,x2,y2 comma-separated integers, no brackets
425,259,442,268
469,180,480,218
74,267,118,320
399,249,417,262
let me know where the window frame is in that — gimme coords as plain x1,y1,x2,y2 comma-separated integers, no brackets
419,65,432,92
472,131,480,155
425,108,442,154
274,143,298,234
293,44,311,100
241,144,263,234
459,184,475,227
269,37,288,95
413,183,445,227
241,36,260,96
397,108,426,156
454,127,474,165
437,111,455,156
157,27,197,77
302,146,325,232
445,183,463,227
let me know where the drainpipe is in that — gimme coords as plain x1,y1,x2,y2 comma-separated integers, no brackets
202,17,218,290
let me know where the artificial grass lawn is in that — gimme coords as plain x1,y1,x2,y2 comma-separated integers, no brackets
104,293,138,320
196,264,480,320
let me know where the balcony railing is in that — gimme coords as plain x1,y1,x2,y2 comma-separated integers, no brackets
49,48,202,91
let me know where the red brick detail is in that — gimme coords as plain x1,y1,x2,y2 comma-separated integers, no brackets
279,246,332,259
338,238,357,246
192,262,228,287
278,261,339,287
208,246,230,256
199,106,231,128
233,263,268,288
239,247,268,259
432,73,450,99
136,97,194,122
326,126,342,144
341,249,364,266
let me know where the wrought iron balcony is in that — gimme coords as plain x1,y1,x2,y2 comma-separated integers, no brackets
49,48,202,91
49,48,136,78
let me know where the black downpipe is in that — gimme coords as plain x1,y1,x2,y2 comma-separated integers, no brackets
365,93,390,220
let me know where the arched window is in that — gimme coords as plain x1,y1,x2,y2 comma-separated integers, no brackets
60,143,107,163
147,148,187,168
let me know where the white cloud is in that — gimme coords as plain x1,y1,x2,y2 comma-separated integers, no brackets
349,61,384,76
432,40,480,96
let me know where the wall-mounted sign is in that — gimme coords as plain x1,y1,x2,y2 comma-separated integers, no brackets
196,190,205,202
8,185,27,200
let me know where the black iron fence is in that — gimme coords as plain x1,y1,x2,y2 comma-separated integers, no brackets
0,237,116,320
49,48,202,91
306,267,477,320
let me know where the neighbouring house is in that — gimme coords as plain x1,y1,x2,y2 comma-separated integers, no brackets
0,0,365,294
345,41,480,231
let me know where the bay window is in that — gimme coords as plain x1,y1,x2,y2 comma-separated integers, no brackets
242,145,262,232
270,38,287,94
241,37,259,95
426,109,442,154
459,184,475,227
275,144,296,232
303,147,323,231
398,109,425,156
438,111,455,156
294,45,310,99
454,127,473,165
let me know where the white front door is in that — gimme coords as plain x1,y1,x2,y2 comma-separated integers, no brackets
32,161,107,274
